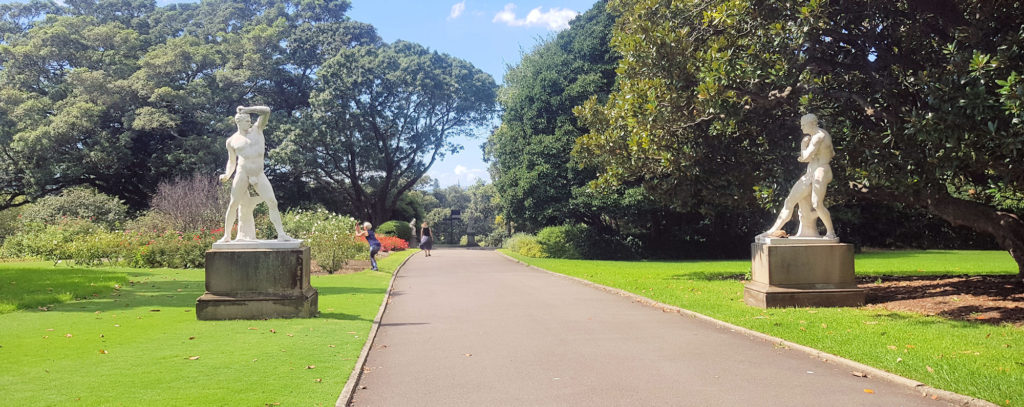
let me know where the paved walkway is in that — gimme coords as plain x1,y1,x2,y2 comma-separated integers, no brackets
350,248,952,406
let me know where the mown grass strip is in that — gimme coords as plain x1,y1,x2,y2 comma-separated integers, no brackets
0,250,416,406
502,249,1023,406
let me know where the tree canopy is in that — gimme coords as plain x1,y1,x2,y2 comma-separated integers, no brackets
273,41,497,224
575,0,1024,277
1,0,494,225
486,0,622,231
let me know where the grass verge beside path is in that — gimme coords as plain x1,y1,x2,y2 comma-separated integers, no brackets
0,249,416,406
503,249,1023,406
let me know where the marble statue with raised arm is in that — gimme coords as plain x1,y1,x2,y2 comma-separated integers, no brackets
762,113,837,239
217,105,294,243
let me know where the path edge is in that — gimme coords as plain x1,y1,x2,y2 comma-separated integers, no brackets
335,251,418,407
495,251,996,407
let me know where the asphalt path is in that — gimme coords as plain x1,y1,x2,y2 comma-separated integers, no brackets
349,248,953,407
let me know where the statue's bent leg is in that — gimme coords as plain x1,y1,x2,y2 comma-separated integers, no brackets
766,180,810,234
254,174,293,241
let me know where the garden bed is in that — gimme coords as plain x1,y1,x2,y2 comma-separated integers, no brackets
862,275,1024,326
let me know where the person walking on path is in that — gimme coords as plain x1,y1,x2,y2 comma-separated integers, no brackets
419,221,433,257
355,222,381,271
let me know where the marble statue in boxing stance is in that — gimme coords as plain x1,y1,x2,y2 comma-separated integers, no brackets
762,113,837,239
217,105,294,243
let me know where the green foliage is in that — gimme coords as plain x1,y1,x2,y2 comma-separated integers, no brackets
536,223,639,260
0,206,23,243
0,0,378,209
283,208,364,273
1,218,104,263
536,225,585,259
19,187,129,229
481,228,510,248
487,0,622,230
575,0,1024,275
274,40,497,223
502,233,546,258
377,220,412,242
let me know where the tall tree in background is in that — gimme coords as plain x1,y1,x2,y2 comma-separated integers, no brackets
576,0,1024,279
274,41,497,224
0,0,377,209
486,0,623,231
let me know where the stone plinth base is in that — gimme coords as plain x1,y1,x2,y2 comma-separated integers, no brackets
744,242,864,308
196,246,318,320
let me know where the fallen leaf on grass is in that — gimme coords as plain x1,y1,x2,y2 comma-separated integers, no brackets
896,358,903,363
905,345,915,349
820,323,828,329
864,389,875,394
248,327,258,330
887,345,897,350
314,378,322,383
346,331,357,334
306,365,315,369
863,321,878,325
188,336,195,340
187,356,200,360
287,334,293,337
46,329,54,331
269,329,276,334
149,309,160,312
65,334,72,338
926,366,934,373
99,350,108,354
328,345,336,348
851,371,867,378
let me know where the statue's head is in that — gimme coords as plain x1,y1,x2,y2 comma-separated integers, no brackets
235,112,252,130
800,113,818,132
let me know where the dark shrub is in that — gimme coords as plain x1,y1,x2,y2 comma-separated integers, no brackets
378,220,413,242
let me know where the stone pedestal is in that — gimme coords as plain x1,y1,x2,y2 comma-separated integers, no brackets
744,241,864,308
196,246,318,320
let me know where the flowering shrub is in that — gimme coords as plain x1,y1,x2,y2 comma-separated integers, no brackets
377,235,409,252
283,209,364,273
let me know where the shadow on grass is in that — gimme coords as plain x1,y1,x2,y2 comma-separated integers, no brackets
1,265,131,312
315,286,388,296
669,272,748,281
317,311,373,322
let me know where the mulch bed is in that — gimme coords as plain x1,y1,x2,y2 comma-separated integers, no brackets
859,275,1024,326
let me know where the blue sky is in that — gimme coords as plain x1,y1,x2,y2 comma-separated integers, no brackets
345,0,600,187
5,0,602,187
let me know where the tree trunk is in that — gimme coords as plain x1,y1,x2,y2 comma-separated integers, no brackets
871,188,1024,283
915,192,1024,282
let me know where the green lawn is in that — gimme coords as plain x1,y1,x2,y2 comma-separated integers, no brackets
503,249,1023,406
0,250,416,406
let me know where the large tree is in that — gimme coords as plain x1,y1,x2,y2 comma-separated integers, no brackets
576,0,1024,279
486,0,623,231
274,41,497,224
0,0,376,209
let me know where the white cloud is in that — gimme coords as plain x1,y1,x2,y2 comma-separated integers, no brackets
492,3,578,31
452,165,488,184
448,1,466,20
